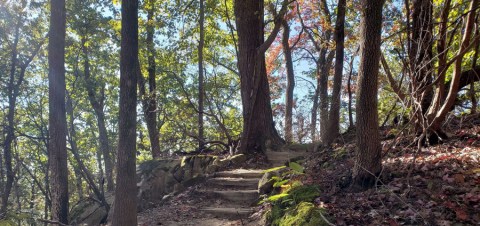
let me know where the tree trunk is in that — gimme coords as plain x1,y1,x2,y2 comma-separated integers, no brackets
112,0,139,224
66,93,109,213
428,0,451,117
0,14,21,219
326,0,346,144
198,0,205,149
409,0,434,131
48,0,68,223
352,0,385,189
282,20,295,143
470,27,479,114
319,50,334,143
347,55,355,129
430,0,478,132
81,38,114,192
234,0,285,153
310,67,320,141
142,0,161,158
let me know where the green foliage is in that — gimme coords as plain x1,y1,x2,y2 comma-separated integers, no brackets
267,193,290,202
263,166,287,173
278,202,329,226
264,185,326,226
288,162,305,174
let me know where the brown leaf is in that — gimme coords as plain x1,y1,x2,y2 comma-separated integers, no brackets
454,207,468,221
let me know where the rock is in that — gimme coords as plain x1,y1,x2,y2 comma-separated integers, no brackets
258,172,277,195
206,164,219,174
212,157,229,168
69,193,114,225
229,154,247,165
277,202,330,226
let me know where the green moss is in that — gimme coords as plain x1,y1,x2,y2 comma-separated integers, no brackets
289,185,321,203
278,202,329,226
263,165,287,173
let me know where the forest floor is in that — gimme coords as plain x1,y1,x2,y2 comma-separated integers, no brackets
301,114,480,225
138,114,480,225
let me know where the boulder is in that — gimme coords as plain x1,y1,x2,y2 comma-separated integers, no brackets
69,193,114,225
258,167,288,195
229,154,247,165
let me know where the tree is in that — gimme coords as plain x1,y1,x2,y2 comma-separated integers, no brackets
427,0,478,135
282,19,295,143
48,0,69,223
325,0,346,144
139,0,161,158
198,0,205,149
112,0,138,224
352,0,385,189
234,0,288,153
296,0,334,141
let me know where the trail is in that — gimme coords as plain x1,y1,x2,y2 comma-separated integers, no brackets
138,150,308,226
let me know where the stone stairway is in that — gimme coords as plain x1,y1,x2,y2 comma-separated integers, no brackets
196,149,308,221
197,169,264,219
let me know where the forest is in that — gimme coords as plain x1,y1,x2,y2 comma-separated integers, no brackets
0,0,479,225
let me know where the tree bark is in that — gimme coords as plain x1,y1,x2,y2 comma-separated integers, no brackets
430,0,478,131
319,51,335,143
428,0,451,116
139,0,161,158
81,38,114,192
352,0,385,189
409,0,434,131
469,27,479,114
198,0,205,149
48,0,68,223
234,0,286,153
326,0,346,144
311,67,320,140
282,19,295,143
112,0,138,224
347,55,356,129
66,92,109,213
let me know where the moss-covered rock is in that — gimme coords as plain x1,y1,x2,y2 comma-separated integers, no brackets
278,202,329,226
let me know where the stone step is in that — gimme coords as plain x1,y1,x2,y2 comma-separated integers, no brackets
266,151,307,165
214,169,264,179
213,190,259,203
208,177,259,189
199,207,254,219
198,189,259,204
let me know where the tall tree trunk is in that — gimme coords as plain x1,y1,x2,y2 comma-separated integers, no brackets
352,0,385,189
234,0,285,153
470,27,479,114
139,0,161,158
112,0,138,224
409,0,434,131
428,0,451,117
81,38,114,192
326,0,346,144
48,0,68,223
319,50,334,143
282,20,295,143
347,55,355,129
310,67,320,141
198,0,205,149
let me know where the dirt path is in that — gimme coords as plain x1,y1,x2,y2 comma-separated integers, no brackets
137,169,265,226
138,149,308,226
